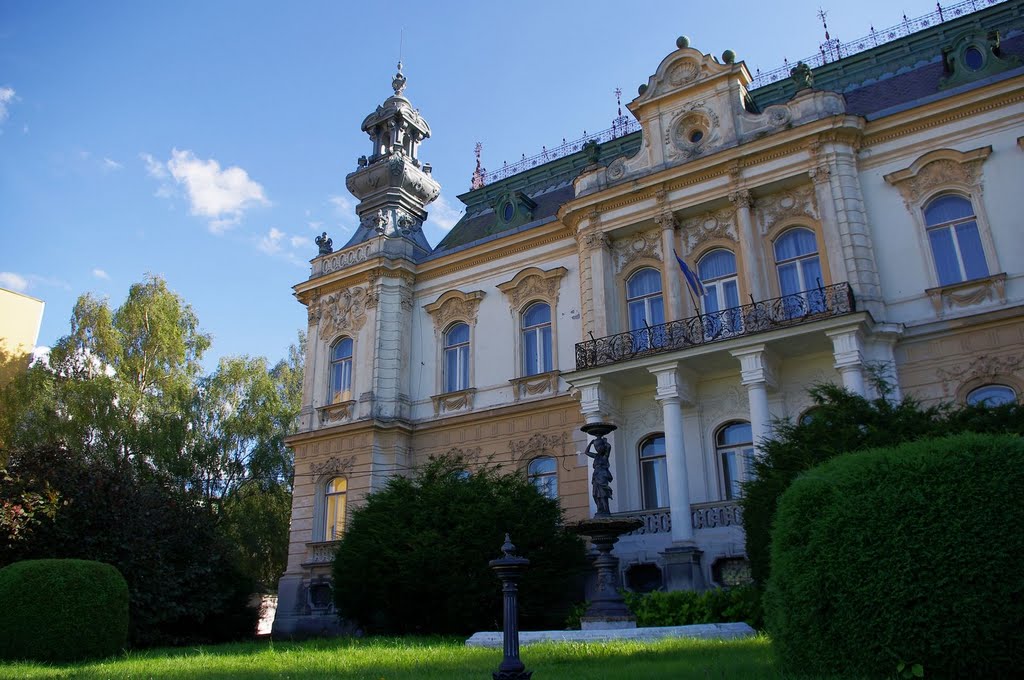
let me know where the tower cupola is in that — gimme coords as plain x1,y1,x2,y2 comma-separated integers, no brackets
343,62,441,257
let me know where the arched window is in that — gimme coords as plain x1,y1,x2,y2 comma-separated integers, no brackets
698,249,742,335
774,228,824,316
527,456,558,499
522,302,552,376
716,421,753,501
924,195,988,286
639,434,668,510
329,337,354,404
324,477,348,541
966,384,1017,407
798,407,821,426
443,322,470,392
626,268,665,331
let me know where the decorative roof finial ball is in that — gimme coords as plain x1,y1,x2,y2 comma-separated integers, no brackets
676,36,690,49
722,49,736,64
638,83,648,96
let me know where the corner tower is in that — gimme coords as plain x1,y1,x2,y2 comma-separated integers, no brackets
343,62,440,260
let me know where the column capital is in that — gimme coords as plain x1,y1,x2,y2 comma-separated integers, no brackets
572,376,618,423
647,362,696,405
809,164,832,185
729,345,779,389
654,211,678,231
826,327,864,368
728,189,753,209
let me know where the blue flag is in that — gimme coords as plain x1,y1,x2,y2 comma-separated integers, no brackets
674,249,706,298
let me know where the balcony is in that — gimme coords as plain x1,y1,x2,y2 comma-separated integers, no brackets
614,500,745,537
575,282,855,370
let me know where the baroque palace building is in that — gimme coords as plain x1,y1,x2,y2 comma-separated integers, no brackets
274,0,1024,636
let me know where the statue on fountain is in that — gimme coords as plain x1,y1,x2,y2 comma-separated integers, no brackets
583,433,613,517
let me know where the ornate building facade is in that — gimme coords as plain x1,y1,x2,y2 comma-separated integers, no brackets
274,1,1024,636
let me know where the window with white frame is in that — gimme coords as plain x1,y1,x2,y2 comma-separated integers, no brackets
329,337,354,404
626,268,665,349
924,194,989,286
324,476,348,541
521,302,552,376
639,433,669,510
716,421,753,501
443,322,470,392
699,249,742,335
966,384,1016,407
527,456,558,500
774,228,825,316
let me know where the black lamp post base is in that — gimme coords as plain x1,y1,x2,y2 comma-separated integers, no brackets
494,671,534,680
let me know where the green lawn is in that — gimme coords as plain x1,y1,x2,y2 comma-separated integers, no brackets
0,634,830,679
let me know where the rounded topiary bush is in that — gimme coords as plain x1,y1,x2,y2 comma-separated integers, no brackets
0,559,129,662
766,433,1024,678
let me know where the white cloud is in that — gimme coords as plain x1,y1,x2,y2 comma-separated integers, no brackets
258,227,285,254
102,157,122,171
143,149,269,233
0,271,28,292
290,235,307,249
428,194,463,231
0,87,16,126
328,195,353,215
92,268,110,280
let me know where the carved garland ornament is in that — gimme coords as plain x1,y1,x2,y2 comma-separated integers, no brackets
424,290,485,331
883,147,992,208
310,455,356,478
318,286,369,339
679,206,739,251
755,185,818,235
496,267,568,312
613,229,662,272
936,353,1024,398
508,432,567,464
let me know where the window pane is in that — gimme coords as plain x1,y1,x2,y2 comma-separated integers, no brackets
628,300,648,332
777,262,800,296
541,326,552,372
647,296,665,326
459,346,469,390
723,279,740,308
325,487,346,541
332,338,353,360
928,227,962,285
955,221,988,281
641,457,669,509
445,323,469,347
523,329,539,376
445,348,459,391
640,435,666,458
721,451,742,500
800,256,822,291
924,195,974,226
774,229,818,261
703,283,721,313
698,250,737,280
523,303,550,327
627,269,662,298
717,422,752,446
967,384,1016,407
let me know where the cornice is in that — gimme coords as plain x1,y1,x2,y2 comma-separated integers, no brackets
417,223,574,282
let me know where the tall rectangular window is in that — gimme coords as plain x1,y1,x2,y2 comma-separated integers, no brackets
924,195,988,286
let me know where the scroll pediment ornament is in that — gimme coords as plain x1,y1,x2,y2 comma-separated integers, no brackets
319,286,369,339
311,455,356,478
884,147,992,208
496,267,568,311
755,185,818,235
679,206,739,251
937,353,1023,397
424,290,485,331
612,230,662,272
508,432,567,464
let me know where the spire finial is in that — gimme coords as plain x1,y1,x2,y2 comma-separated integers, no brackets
614,87,622,117
392,60,407,96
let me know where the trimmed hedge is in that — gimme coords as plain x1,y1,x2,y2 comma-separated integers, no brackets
623,585,763,629
766,433,1024,678
0,559,128,662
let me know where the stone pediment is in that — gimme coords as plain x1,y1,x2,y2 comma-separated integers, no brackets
631,43,739,106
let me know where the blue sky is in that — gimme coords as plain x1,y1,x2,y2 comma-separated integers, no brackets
0,0,960,369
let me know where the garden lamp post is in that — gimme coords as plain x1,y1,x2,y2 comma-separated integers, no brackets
489,533,532,680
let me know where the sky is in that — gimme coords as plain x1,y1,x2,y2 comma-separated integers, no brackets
0,0,968,370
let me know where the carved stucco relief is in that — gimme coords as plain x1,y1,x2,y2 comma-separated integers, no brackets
496,267,567,311
887,155,987,208
316,286,369,339
936,353,1024,398
310,455,356,479
679,206,739,252
509,432,568,465
612,230,662,272
755,185,818,235
424,290,485,331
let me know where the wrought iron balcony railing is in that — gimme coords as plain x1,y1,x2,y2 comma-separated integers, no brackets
575,282,855,370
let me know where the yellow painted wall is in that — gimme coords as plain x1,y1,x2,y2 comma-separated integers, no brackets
0,287,44,386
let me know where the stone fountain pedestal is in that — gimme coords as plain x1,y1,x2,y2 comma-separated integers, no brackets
571,516,643,629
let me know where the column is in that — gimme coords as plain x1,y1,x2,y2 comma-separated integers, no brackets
730,345,778,452
656,212,685,322
648,362,695,544
729,190,767,302
827,327,866,397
